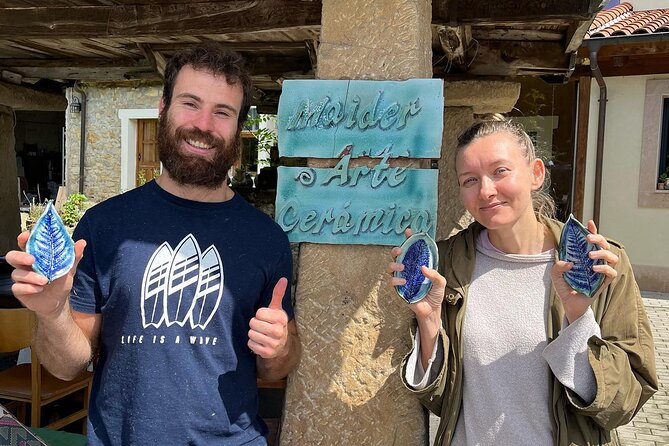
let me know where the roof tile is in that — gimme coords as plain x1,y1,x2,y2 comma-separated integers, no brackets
587,2,669,39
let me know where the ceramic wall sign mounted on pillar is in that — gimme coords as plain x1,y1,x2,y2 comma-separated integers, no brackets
276,79,442,246
279,1,435,445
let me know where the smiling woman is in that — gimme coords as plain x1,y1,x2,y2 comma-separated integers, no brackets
389,116,658,446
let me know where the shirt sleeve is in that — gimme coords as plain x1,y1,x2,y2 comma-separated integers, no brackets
259,234,294,320
542,307,600,404
69,214,102,314
405,326,444,390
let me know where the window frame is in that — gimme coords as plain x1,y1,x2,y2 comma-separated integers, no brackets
638,79,669,208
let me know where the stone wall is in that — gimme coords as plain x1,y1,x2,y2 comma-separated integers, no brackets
65,82,161,202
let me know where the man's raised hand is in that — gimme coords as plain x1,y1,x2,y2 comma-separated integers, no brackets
248,277,289,359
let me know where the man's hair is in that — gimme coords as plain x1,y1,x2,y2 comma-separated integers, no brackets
162,42,253,128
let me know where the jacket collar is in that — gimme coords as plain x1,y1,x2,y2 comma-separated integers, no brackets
442,215,565,305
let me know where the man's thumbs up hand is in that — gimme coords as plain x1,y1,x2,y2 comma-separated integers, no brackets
248,278,289,359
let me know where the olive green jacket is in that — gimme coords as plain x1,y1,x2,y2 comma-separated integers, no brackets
401,218,658,446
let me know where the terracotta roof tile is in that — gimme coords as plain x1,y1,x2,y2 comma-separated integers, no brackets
587,3,669,38
589,2,633,32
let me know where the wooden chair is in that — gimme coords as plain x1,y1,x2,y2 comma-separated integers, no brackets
0,307,93,431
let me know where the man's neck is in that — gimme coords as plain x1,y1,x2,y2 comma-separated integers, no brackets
155,173,235,203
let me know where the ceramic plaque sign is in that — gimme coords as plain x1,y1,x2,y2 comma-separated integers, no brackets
275,159,438,245
278,79,443,159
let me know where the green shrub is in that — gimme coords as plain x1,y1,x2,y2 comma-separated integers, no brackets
60,193,88,227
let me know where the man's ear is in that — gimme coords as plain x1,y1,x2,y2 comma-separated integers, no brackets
159,96,166,114
530,158,546,191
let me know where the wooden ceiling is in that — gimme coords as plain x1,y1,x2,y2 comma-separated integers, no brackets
0,0,603,113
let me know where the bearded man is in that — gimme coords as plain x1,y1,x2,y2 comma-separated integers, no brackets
6,43,301,446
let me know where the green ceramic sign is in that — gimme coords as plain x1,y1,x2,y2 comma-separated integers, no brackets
275,157,438,245
278,79,443,158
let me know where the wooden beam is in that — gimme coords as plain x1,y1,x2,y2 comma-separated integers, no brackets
252,88,280,114
96,0,209,3
8,66,158,81
465,41,570,76
0,1,322,39
591,54,669,77
0,58,144,68
573,76,591,221
472,28,564,41
573,50,669,77
304,39,318,73
0,80,67,110
245,55,313,76
7,54,312,81
565,19,592,54
142,41,310,52
578,41,669,59
434,0,600,24
137,43,166,79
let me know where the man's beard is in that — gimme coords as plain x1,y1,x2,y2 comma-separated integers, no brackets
157,109,241,189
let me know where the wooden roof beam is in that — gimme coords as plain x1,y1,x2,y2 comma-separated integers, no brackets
0,58,144,68
5,54,312,82
0,80,67,111
137,43,166,79
139,41,311,52
0,1,322,39
433,0,603,24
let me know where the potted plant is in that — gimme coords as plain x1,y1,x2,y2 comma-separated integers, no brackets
661,170,669,190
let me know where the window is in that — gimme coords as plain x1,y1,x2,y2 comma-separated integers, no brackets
658,98,669,188
638,79,669,207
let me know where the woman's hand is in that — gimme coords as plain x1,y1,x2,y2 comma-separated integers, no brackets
551,220,619,323
388,229,446,330
389,228,447,369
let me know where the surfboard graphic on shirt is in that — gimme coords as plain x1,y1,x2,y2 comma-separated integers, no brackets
141,234,223,330
140,242,172,328
189,246,224,329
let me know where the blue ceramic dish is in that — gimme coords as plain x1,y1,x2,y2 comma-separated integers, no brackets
558,214,605,297
394,233,438,304
26,202,75,283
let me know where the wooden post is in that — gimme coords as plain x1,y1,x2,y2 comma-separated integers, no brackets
0,105,21,254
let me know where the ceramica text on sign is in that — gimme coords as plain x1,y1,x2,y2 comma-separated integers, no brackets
275,153,438,246
278,79,443,159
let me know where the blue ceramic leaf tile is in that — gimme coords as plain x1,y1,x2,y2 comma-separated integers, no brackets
394,233,438,304
26,202,75,283
558,214,605,297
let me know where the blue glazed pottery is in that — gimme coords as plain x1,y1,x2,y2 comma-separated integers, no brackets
26,202,75,283
558,214,605,297
394,233,438,304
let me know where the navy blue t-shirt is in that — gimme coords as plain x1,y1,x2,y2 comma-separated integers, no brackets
70,180,293,446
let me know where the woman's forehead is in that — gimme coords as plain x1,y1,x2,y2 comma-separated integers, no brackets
457,132,525,163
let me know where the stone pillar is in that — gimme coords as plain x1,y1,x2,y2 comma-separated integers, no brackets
437,81,521,240
437,106,474,241
280,1,432,445
0,105,21,254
